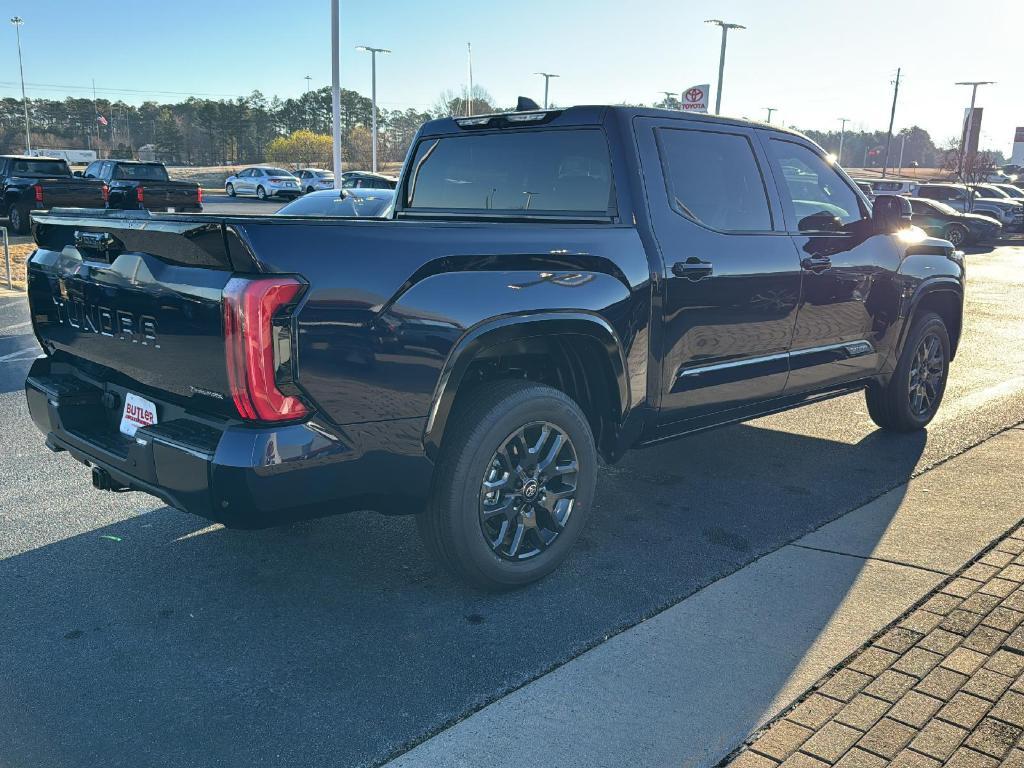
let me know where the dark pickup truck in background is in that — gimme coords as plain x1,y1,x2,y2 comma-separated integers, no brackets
82,160,202,213
1,155,107,234
23,105,965,588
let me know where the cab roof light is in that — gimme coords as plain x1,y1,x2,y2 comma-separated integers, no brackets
455,116,492,127
505,112,547,122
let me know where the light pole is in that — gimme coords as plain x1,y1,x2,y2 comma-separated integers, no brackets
764,107,776,123
660,91,677,109
837,117,850,165
356,45,390,172
10,17,31,153
705,19,745,115
330,0,342,187
535,72,559,109
955,81,994,177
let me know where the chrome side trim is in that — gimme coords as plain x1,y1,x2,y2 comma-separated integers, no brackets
677,352,788,379
790,339,875,358
676,339,874,380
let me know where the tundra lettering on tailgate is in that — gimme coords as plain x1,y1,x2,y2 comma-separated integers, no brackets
51,290,159,349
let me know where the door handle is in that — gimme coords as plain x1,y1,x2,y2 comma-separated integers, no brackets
800,255,832,273
672,258,714,280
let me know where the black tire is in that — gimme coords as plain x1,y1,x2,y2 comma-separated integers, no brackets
417,380,597,590
943,223,968,247
226,183,235,197
306,186,315,194
866,312,950,432
256,185,267,200
8,202,29,235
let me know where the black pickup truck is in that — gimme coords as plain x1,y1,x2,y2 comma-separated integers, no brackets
1,155,107,234
23,105,965,588
82,160,202,213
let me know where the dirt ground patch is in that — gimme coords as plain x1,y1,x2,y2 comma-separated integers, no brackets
4,243,35,290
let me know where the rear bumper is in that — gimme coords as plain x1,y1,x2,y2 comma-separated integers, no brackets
25,358,433,528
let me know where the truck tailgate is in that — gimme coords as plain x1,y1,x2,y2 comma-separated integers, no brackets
27,211,245,417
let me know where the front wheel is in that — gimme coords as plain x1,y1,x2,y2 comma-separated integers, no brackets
256,185,267,200
943,223,968,247
866,312,950,432
226,183,236,197
8,203,29,235
417,380,597,590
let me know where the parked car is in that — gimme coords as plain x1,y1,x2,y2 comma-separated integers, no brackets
968,183,1015,200
295,168,335,194
906,196,1002,246
0,155,106,234
276,188,394,217
853,181,875,201
82,160,201,213
341,171,397,189
22,105,965,588
915,183,1024,230
224,167,301,199
990,183,1024,200
868,179,919,196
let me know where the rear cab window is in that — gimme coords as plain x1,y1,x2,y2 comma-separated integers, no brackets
9,159,71,177
403,129,613,217
114,164,169,181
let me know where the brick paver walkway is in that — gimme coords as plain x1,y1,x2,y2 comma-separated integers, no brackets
726,522,1024,768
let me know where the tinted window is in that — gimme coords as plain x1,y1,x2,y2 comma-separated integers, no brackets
276,190,393,217
264,168,293,177
406,129,612,213
114,164,169,181
767,140,865,232
10,159,70,177
84,162,100,178
656,128,772,232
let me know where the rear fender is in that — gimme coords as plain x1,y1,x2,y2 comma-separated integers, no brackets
423,312,630,459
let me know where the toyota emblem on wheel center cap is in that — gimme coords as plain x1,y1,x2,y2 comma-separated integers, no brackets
522,480,540,500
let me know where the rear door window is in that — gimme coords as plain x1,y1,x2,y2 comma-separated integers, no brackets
405,129,612,214
655,127,773,232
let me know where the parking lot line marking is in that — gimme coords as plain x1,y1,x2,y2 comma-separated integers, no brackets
0,346,38,362
2,321,32,333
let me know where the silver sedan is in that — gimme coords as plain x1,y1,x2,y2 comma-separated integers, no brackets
225,167,302,200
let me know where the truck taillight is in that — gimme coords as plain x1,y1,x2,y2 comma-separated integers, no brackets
136,186,145,203
197,187,203,204
223,276,309,422
32,184,43,203
101,184,110,203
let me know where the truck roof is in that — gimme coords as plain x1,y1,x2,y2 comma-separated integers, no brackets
0,154,68,161
419,104,808,141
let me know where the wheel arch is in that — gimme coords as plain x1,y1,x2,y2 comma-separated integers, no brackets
905,279,964,360
424,312,631,463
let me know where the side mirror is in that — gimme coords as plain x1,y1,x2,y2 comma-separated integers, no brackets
873,194,913,233
73,170,83,177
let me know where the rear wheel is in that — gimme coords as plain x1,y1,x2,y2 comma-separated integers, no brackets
417,380,597,589
866,312,950,432
306,186,315,194
256,185,267,200
943,223,968,247
226,183,236,197
8,203,29,235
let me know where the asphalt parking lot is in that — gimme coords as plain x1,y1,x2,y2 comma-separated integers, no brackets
1,243,1023,768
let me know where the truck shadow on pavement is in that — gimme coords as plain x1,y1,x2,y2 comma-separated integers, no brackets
0,419,925,768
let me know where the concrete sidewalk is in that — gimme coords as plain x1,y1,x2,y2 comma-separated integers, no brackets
384,426,1024,768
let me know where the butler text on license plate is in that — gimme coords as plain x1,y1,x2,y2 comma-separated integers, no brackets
120,393,158,437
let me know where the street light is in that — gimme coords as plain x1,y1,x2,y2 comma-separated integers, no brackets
660,91,678,109
704,19,745,115
356,45,391,172
10,16,31,153
534,72,559,109
955,81,994,176
837,117,850,165
764,107,776,123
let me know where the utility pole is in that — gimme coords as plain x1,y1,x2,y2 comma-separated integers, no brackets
535,73,560,109
764,107,776,123
837,117,850,165
659,91,677,108
10,17,31,153
880,67,900,179
92,78,101,155
304,75,312,132
330,0,342,186
467,42,473,116
355,45,390,173
955,81,994,177
705,19,745,115
898,133,906,173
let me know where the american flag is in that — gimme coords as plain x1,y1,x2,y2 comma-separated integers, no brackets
96,114,108,126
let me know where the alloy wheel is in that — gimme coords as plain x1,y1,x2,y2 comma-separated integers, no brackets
908,332,944,417
479,421,579,561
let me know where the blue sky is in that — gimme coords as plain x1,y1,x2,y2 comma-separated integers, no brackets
5,0,1022,154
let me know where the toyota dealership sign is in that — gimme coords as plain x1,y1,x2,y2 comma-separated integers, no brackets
681,84,709,113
